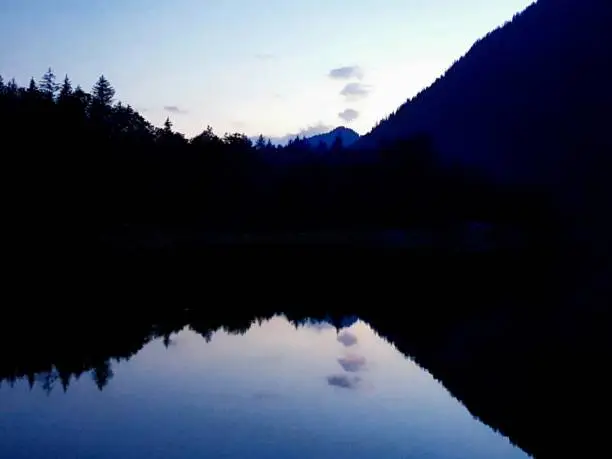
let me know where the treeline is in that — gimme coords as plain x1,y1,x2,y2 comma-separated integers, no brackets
0,69,557,249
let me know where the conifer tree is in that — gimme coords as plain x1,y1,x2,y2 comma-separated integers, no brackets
58,75,73,101
40,68,59,99
92,75,115,107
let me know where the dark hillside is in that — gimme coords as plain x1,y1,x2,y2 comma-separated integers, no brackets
356,0,612,252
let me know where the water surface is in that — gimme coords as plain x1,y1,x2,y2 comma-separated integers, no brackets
0,316,528,459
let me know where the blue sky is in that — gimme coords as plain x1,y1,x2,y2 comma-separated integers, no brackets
0,0,533,139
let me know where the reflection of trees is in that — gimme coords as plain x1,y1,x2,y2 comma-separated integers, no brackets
59,370,72,392
91,361,114,391
0,310,344,394
39,371,58,395
0,266,608,459
0,311,164,394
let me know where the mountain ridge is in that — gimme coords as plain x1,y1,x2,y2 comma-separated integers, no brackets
355,0,611,185
256,126,360,147
306,126,360,148
353,0,612,252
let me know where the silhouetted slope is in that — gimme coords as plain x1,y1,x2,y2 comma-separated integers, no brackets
306,126,360,148
356,0,611,248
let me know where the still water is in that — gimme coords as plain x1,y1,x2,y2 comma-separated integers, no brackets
0,316,528,459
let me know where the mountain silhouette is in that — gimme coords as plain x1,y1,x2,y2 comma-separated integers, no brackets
354,0,611,249
306,126,360,148
2,0,608,249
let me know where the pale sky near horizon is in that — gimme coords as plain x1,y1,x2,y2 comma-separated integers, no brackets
0,0,533,140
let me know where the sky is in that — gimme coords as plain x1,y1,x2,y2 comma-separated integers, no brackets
0,0,534,141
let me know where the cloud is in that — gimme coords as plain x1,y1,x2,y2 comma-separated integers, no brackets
337,331,358,347
294,123,334,138
327,374,361,389
340,83,371,100
338,354,367,372
329,66,363,80
338,108,359,123
164,105,188,114
266,123,334,146
255,53,276,60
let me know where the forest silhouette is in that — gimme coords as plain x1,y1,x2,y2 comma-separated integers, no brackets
357,0,612,256
0,69,559,252
1,1,610,455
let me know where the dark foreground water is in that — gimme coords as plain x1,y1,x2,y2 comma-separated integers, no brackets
0,316,528,459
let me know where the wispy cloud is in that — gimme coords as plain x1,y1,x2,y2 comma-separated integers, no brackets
265,122,334,146
329,65,363,80
255,53,276,60
338,108,359,123
164,105,188,114
340,83,371,100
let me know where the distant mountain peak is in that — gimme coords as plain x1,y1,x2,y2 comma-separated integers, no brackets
330,126,355,133
307,126,360,148
257,126,360,147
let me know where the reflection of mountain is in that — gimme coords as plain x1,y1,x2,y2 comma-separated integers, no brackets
298,315,358,331
1,255,608,458
338,315,359,329
298,318,335,331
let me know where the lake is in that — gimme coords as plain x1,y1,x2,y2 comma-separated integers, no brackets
0,315,528,459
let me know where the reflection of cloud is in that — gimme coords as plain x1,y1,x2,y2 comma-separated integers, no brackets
337,331,358,347
338,354,366,372
327,374,361,389
329,65,363,80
